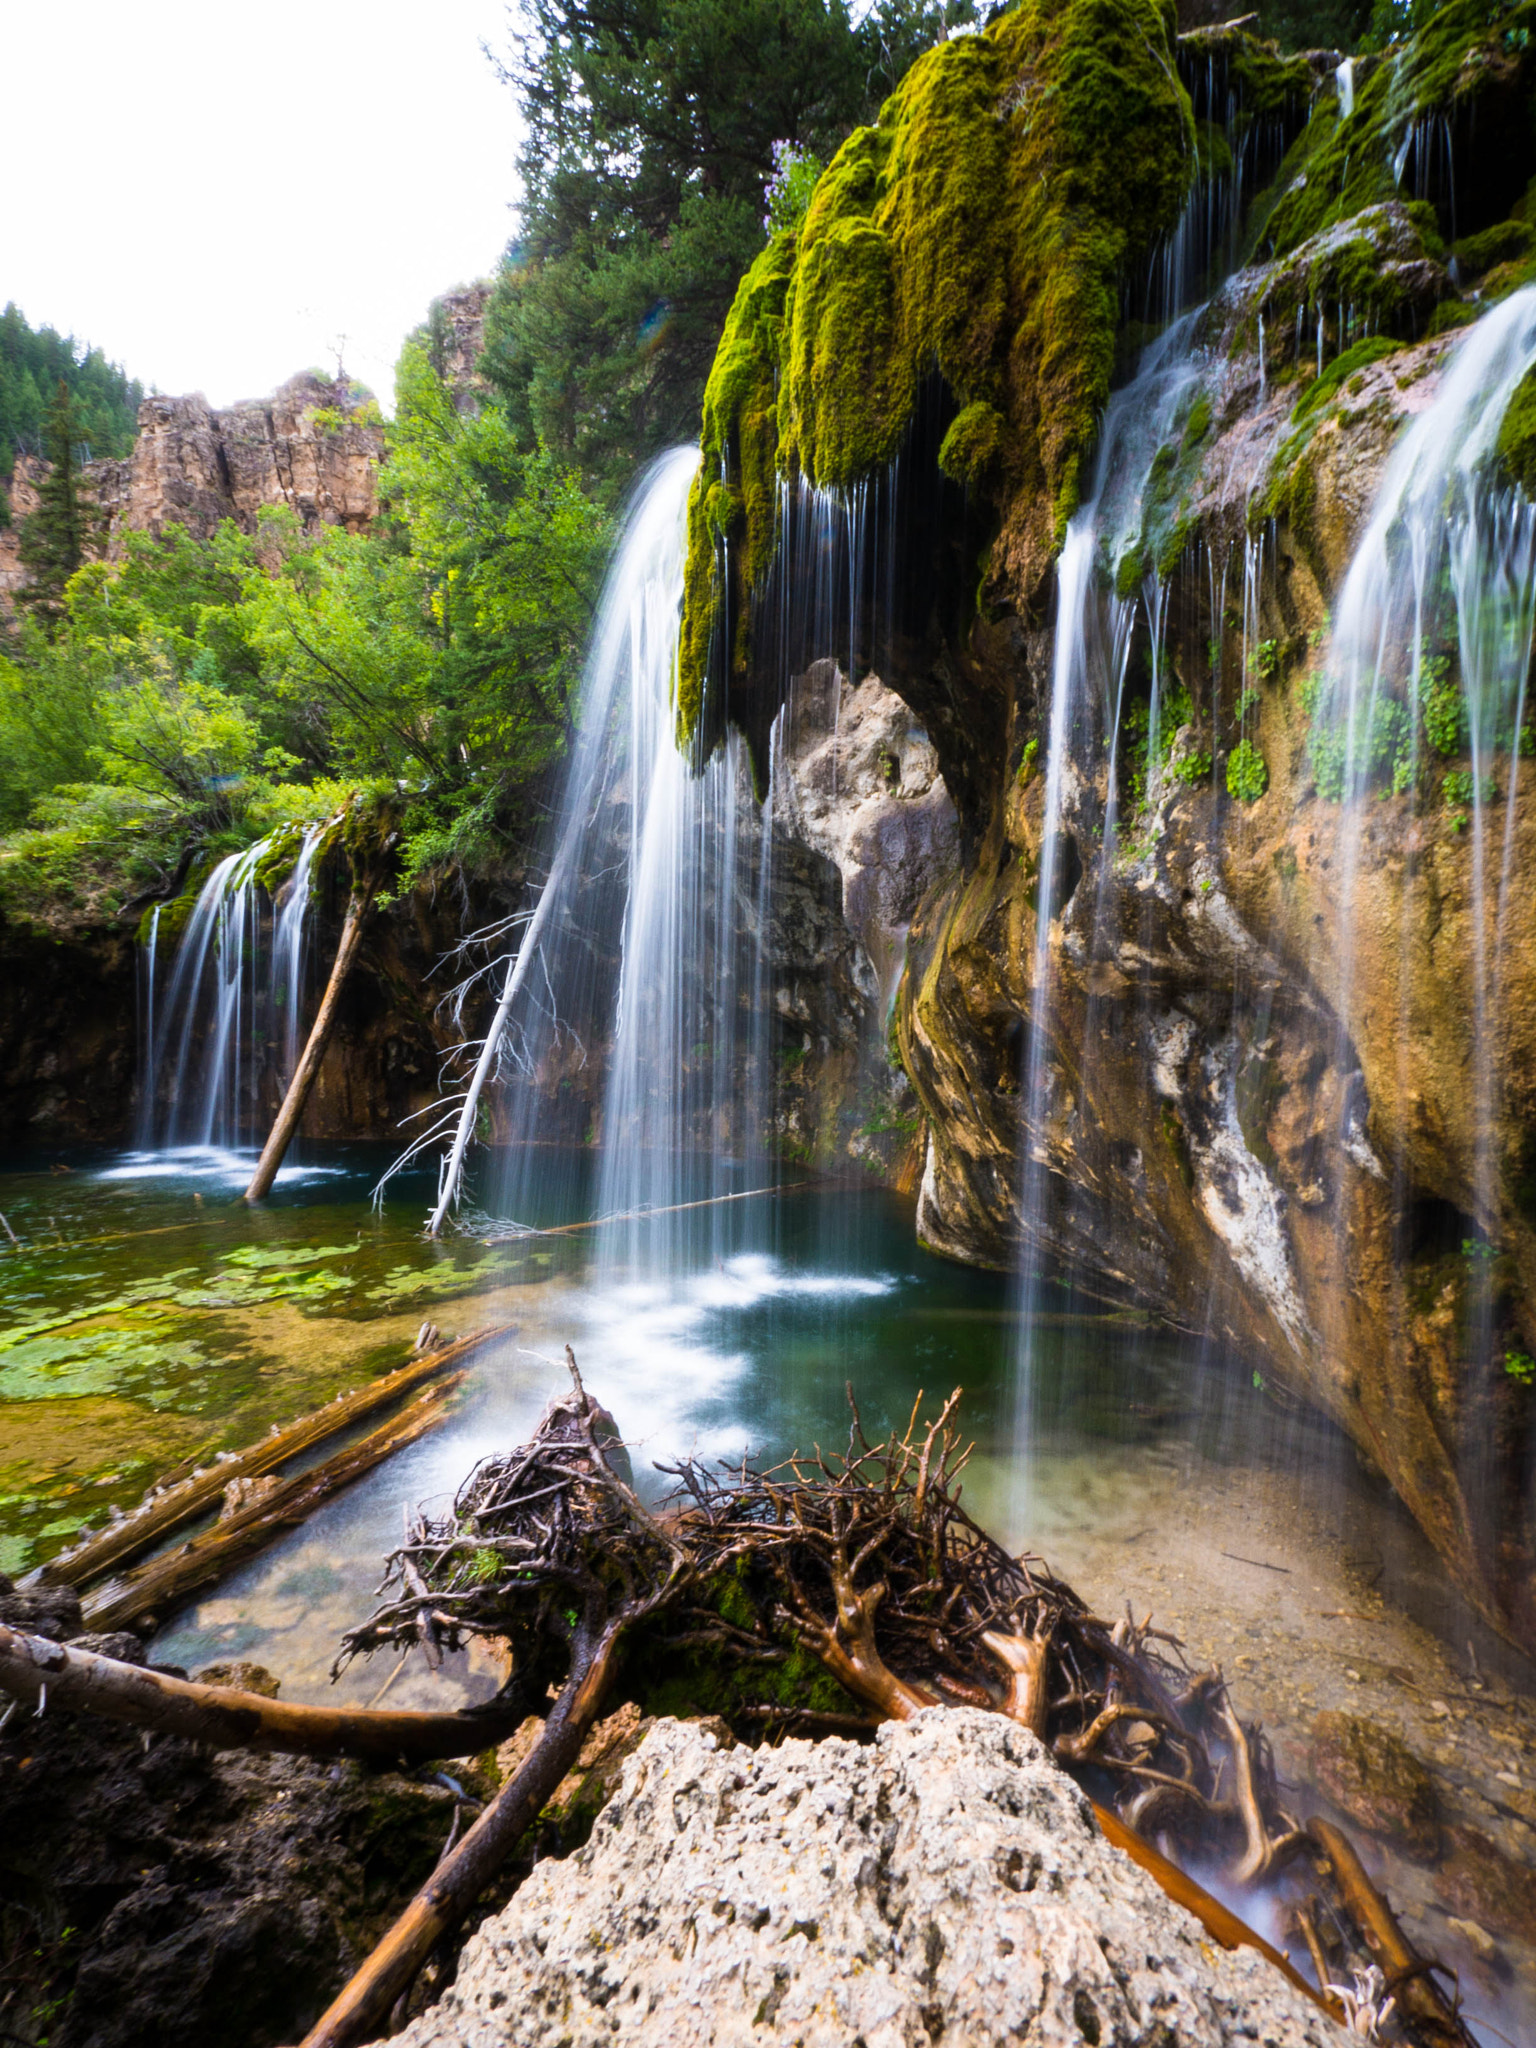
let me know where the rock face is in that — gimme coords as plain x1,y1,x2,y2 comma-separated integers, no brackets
88,371,382,549
386,1709,1337,2048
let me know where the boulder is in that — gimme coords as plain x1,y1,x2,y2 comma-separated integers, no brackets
384,1708,1338,2048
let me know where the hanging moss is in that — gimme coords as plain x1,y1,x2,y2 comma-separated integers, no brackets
678,234,796,744
677,0,1197,739
938,401,1007,491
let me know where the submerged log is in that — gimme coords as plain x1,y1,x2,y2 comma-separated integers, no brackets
81,1374,467,1633
0,1624,528,1764
32,1325,510,1593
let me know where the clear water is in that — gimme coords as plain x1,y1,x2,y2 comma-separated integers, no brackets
2,1142,1532,2037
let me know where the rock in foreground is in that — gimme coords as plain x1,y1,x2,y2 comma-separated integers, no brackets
387,1708,1338,2047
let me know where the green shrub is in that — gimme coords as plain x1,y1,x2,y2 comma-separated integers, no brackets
1226,738,1269,801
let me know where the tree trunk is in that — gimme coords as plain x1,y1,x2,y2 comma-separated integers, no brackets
81,1375,464,1633
299,1617,626,2048
245,878,375,1204
31,1326,508,1593
0,1623,530,1765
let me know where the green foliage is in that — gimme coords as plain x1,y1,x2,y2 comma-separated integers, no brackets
485,0,959,491
1442,766,1495,806
1171,749,1213,785
1505,1349,1536,1385
1226,738,1269,801
0,302,141,479
765,141,826,235
1,327,611,919
1420,645,1464,755
1249,639,1281,680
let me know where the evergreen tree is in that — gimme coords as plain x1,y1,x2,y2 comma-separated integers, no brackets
17,382,98,627
485,0,966,492
0,302,142,480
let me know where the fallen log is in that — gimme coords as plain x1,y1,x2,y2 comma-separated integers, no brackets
1309,1819,1476,2048
299,1614,627,2047
0,1624,528,1765
81,1374,467,1634
245,862,381,1205
32,1325,512,1592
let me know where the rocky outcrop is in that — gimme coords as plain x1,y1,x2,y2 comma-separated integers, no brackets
87,371,382,551
384,1709,1338,2048
425,282,493,411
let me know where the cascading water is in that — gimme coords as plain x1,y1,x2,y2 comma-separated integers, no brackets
1319,282,1536,1422
1011,311,1205,1501
403,446,774,1269
133,830,322,1164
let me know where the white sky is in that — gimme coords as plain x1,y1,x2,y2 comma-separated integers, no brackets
2,0,520,412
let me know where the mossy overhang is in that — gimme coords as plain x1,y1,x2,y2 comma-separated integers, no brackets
677,0,1201,751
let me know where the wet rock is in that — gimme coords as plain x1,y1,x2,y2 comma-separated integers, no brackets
1307,1709,1443,1860
195,1660,282,1698
0,1572,83,1642
1434,1824,1536,1946
384,1708,1339,2048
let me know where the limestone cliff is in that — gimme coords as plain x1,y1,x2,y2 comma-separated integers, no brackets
89,371,383,550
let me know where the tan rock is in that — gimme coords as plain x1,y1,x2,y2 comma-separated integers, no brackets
1306,1709,1443,1860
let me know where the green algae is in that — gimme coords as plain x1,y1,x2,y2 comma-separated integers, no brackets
679,0,1197,738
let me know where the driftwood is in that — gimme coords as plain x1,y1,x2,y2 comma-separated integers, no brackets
30,1325,511,1593
81,1374,466,1633
305,1356,688,2047
0,1623,529,1764
1310,1820,1474,2048
245,867,380,1204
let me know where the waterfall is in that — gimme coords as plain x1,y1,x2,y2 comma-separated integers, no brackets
408,447,769,1258
1322,284,1536,1391
274,824,323,1077
1012,312,1206,1497
133,832,322,1161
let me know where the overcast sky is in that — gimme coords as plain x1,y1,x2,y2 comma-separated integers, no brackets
3,0,519,411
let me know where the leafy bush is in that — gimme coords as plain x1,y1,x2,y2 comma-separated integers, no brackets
1226,738,1269,801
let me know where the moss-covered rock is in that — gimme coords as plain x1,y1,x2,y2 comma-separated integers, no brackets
1496,360,1536,494
1262,0,1536,261
678,0,1198,739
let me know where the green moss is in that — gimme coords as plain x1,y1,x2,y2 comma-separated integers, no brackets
938,401,1007,491
1292,335,1404,424
1113,547,1145,600
1155,513,1198,579
678,233,796,742
1496,363,1536,495
678,0,1196,736
1180,393,1213,452
1265,0,1536,259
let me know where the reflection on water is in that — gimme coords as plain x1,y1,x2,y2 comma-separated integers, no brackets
2,1141,1533,2042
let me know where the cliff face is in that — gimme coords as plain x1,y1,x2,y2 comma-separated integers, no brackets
88,372,382,550
684,0,1536,1655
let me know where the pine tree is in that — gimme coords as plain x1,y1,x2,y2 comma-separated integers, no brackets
17,380,98,627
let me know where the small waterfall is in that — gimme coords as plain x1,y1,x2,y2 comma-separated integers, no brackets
1323,284,1536,1393
274,825,323,1076
1012,313,1207,1498
134,832,323,1160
